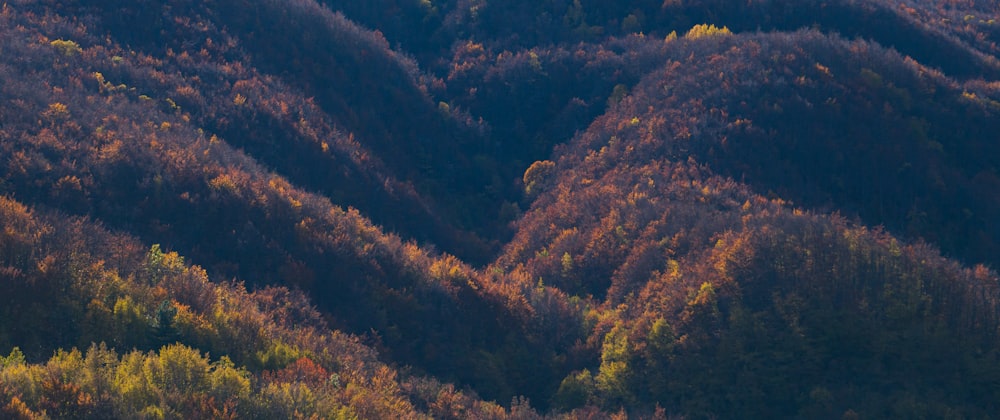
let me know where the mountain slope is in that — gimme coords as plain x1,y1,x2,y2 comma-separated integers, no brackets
500,31,1000,416
0,2,582,408
1,0,1000,418
48,0,512,262
0,194,537,419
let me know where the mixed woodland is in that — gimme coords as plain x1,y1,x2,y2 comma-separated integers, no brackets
2,0,1000,418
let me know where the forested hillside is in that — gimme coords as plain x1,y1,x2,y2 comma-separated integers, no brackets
2,0,1000,418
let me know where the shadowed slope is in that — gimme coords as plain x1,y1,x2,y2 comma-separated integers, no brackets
498,31,1000,417
0,3,581,406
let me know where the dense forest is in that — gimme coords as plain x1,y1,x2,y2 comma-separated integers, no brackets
2,0,1000,418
